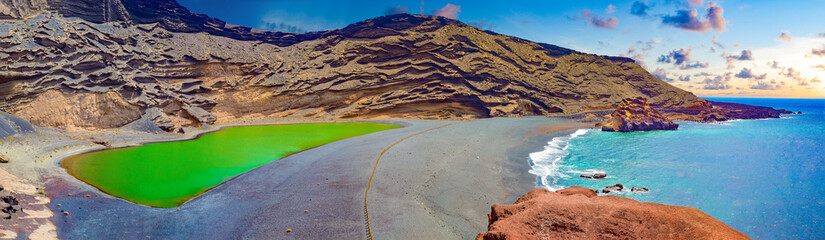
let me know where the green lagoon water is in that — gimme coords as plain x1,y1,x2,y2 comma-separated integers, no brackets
62,122,398,208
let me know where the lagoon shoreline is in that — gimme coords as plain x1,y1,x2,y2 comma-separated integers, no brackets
0,116,592,239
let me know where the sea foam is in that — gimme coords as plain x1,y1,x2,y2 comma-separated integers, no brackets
527,129,589,191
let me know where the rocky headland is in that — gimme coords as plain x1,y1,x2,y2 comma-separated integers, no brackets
596,97,679,132
660,99,795,122
477,187,750,240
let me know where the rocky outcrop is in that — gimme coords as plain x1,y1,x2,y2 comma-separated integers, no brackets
601,184,624,193
0,187,21,219
597,97,679,132
0,1,703,131
709,101,794,119
477,187,750,240
631,187,649,193
0,153,8,163
0,169,58,239
0,111,34,138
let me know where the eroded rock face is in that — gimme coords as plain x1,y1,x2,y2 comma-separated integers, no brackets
8,90,141,131
0,3,702,131
597,97,678,132
477,187,750,240
0,0,47,20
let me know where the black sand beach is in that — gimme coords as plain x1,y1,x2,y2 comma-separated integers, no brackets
45,118,589,239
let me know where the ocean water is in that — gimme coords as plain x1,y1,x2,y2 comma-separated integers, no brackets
528,98,825,239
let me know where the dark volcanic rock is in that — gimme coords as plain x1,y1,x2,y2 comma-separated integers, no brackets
631,187,649,193
602,183,624,193
0,2,701,131
477,187,750,240
710,101,794,119
663,98,794,122
0,191,20,219
580,173,606,179
597,97,679,132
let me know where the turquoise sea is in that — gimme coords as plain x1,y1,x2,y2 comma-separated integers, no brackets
528,97,825,239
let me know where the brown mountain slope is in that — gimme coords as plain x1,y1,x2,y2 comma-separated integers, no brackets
0,1,702,131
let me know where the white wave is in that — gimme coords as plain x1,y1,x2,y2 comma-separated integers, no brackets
567,169,606,174
527,129,589,191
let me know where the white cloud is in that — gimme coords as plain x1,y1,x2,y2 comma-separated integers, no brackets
257,11,344,33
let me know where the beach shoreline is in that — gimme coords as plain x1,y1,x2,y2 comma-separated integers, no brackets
2,116,591,239
367,117,592,239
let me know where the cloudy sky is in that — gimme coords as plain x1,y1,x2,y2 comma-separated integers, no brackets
178,0,825,98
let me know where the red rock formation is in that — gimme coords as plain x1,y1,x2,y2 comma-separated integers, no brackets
477,187,750,240
597,97,678,132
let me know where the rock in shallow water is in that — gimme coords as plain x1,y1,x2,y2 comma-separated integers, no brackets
631,187,650,193
602,184,624,193
597,97,678,132
477,187,750,240
579,173,606,179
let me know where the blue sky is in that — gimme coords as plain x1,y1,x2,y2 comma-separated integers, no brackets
178,0,825,98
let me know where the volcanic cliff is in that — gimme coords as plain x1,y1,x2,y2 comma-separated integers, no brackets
0,0,708,131
478,187,750,240
597,97,679,132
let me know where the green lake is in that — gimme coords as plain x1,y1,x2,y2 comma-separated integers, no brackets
62,122,398,208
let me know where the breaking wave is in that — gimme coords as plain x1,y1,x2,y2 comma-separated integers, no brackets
527,129,589,191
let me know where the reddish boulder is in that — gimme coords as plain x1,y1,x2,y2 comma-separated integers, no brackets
477,187,750,240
